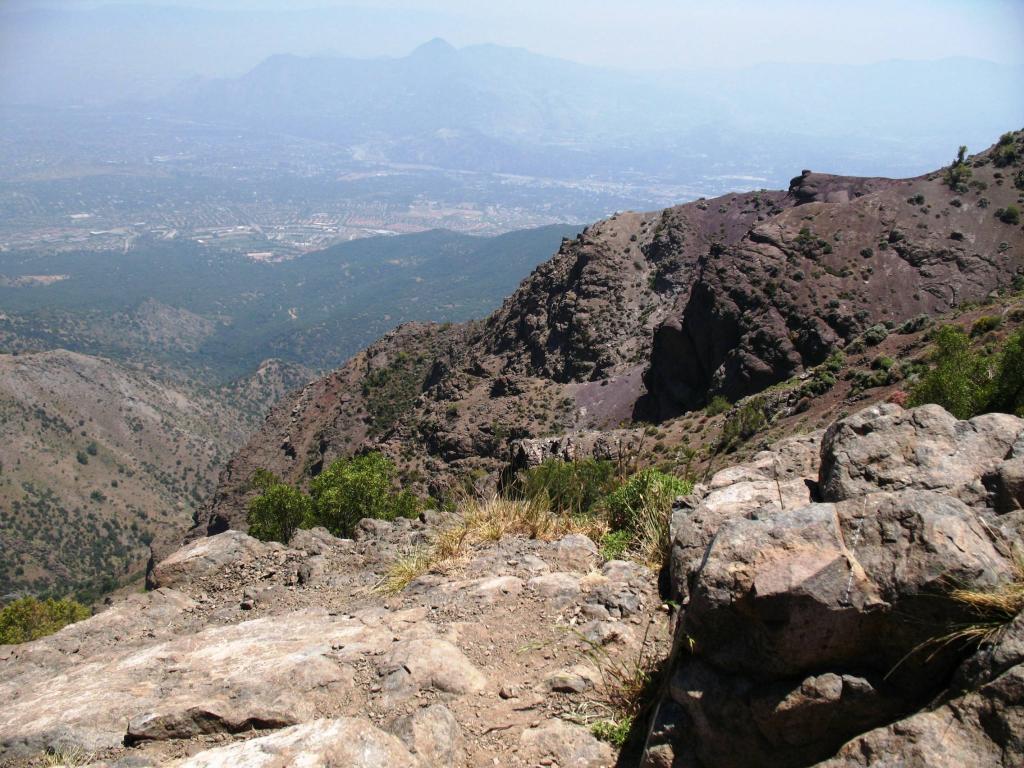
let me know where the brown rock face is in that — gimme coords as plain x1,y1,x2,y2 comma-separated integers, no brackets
642,150,1024,419
201,133,1024,535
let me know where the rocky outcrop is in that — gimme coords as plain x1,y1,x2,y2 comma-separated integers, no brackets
644,403,1024,767
641,139,1024,418
1,510,666,767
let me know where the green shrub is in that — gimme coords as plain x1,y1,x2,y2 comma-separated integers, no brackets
704,395,731,416
514,459,617,518
591,716,633,747
908,326,992,419
311,453,419,538
998,205,1021,225
599,530,632,561
988,329,1024,417
971,315,1003,337
247,470,313,544
0,596,89,644
993,132,1020,167
862,324,889,346
899,314,932,334
717,397,769,453
598,469,692,567
944,145,972,192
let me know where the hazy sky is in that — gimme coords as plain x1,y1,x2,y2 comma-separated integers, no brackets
6,0,1024,71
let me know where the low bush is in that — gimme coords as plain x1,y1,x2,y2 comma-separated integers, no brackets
0,596,89,644
311,453,419,538
716,397,769,453
598,469,692,566
997,205,1021,225
988,329,1024,417
943,145,972,193
512,459,617,517
704,395,731,416
908,326,992,419
862,323,889,346
247,470,312,544
247,452,418,543
971,315,1002,337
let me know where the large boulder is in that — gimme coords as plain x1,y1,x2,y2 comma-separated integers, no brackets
148,530,292,590
669,432,820,602
644,404,1024,768
819,403,1024,507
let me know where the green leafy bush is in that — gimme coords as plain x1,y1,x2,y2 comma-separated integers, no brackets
247,452,418,543
993,132,1020,167
862,323,889,346
599,530,633,561
597,469,692,566
988,329,1024,417
591,716,633,747
0,596,89,644
247,470,313,544
971,315,1003,337
704,395,731,416
998,205,1021,225
798,350,845,398
908,326,992,419
716,397,769,453
943,145,972,192
311,453,419,538
513,459,617,517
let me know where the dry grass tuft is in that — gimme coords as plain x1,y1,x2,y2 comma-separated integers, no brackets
942,559,1024,646
43,747,94,768
379,494,607,594
891,554,1024,676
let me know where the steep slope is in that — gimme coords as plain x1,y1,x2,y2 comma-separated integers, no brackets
202,132,1024,534
0,351,309,601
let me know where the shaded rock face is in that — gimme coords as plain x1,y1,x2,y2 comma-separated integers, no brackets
644,404,1024,768
201,134,1024,535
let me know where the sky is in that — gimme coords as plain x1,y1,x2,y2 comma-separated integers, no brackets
4,0,1024,72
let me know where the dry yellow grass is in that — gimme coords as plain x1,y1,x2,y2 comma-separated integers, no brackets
891,553,1024,676
943,555,1024,646
380,495,607,594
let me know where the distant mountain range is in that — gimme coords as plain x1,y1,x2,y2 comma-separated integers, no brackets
158,42,1022,182
3,8,1021,186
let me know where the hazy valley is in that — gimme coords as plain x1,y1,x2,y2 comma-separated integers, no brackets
2,4,1024,766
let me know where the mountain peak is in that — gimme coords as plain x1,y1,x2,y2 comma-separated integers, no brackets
409,37,457,58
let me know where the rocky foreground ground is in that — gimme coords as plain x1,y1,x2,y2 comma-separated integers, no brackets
2,401,1023,767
